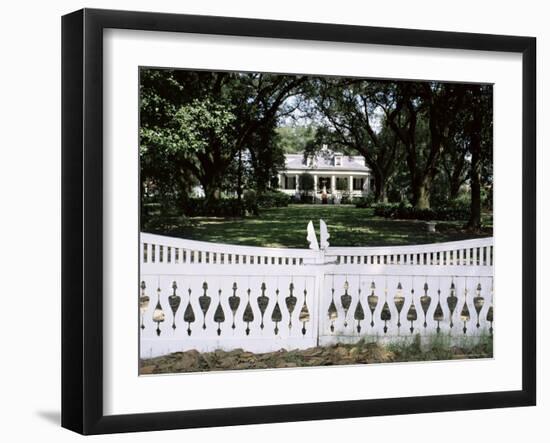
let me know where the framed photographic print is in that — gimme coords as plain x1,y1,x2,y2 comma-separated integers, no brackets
61,8,536,435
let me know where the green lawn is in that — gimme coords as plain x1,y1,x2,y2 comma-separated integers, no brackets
145,204,492,248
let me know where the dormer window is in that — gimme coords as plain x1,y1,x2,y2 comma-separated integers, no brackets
334,156,342,166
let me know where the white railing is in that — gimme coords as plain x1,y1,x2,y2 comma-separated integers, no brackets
141,232,317,267
141,233,493,268
326,237,493,267
327,237,493,266
140,231,494,358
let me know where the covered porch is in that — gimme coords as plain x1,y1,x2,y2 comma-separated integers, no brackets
278,172,371,203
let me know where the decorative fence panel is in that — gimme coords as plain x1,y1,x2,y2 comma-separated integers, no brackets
319,270,493,346
140,270,319,358
140,232,494,358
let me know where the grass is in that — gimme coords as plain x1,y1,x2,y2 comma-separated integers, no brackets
386,332,493,362
145,204,493,248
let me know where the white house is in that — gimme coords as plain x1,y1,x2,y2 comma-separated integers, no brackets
278,147,372,203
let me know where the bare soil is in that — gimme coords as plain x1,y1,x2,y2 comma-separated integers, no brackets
139,340,492,374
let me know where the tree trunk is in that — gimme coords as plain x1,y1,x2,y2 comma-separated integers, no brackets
140,178,146,209
204,187,217,205
415,181,431,210
467,153,481,230
236,148,243,202
466,90,482,231
466,142,482,230
449,162,463,200
449,175,462,201
373,171,388,203
411,175,433,210
201,175,221,206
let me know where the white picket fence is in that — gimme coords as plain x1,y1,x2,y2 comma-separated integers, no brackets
139,231,494,358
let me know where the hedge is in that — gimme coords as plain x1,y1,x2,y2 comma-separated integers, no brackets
177,191,290,217
256,191,292,209
371,202,470,221
353,195,376,208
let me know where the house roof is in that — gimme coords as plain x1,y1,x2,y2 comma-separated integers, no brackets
283,150,370,173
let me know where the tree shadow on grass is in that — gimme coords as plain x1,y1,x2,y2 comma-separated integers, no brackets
147,205,493,248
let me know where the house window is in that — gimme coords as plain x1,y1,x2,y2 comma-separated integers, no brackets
334,156,342,166
353,178,364,191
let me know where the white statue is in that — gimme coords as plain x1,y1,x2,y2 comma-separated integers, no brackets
306,220,319,251
319,219,330,250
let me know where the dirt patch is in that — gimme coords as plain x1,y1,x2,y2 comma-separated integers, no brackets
139,338,492,374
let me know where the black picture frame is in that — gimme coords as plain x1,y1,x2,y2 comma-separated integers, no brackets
61,8,536,435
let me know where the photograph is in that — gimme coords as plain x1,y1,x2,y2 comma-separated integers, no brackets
54,3,538,436
138,68,494,375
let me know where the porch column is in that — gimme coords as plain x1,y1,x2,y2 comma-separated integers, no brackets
313,174,318,193
295,174,300,192
349,175,354,194
331,175,336,193
277,174,282,189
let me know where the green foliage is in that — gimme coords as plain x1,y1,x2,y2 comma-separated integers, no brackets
386,335,455,361
276,125,317,153
450,331,493,357
294,194,316,204
256,191,292,209
140,69,305,205
140,69,493,226
336,177,349,191
353,195,376,208
142,213,192,237
339,193,352,204
172,98,236,155
386,333,494,362
372,201,470,221
299,173,314,192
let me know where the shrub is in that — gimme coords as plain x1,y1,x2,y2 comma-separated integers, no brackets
141,202,162,218
256,190,292,209
141,214,191,234
372,202,402,217
372,201,470,221
293,194,316,204
299,173,315,193
336,177,349,192
353,195,375,208
340,193,351,204
434,199,470,220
